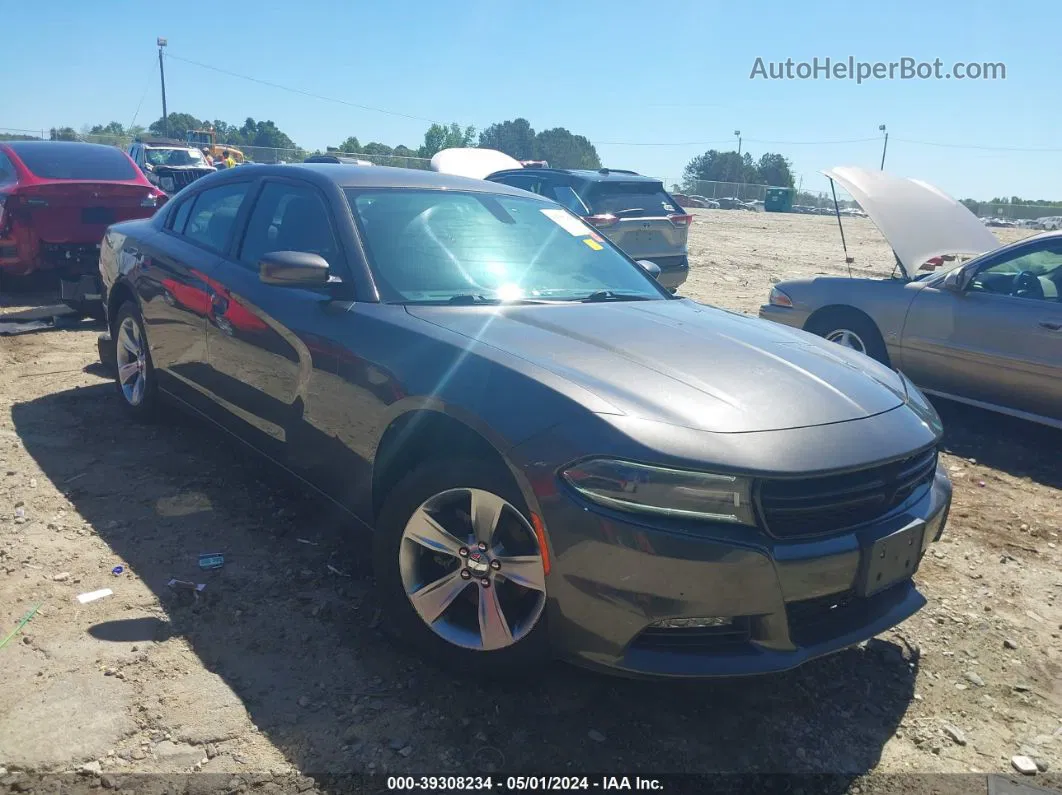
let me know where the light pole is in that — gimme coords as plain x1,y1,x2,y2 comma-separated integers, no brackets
879,124,888,170
158,38,169,138
734,130,742,156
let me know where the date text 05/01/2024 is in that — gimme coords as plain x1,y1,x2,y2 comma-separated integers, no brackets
385,776,665,791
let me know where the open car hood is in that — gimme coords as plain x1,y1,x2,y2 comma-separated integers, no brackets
822,166,1000,278
430,148,524,180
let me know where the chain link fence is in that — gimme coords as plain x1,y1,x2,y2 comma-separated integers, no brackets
6,127,1062,224
664,176,1062,224
664,179,845,209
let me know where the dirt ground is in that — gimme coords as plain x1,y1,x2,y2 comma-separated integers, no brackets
1,210,1060,794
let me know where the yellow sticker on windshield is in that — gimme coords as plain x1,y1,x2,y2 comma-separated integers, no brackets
583,239,603,251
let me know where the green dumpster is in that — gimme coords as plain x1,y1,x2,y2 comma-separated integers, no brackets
764,187,793,213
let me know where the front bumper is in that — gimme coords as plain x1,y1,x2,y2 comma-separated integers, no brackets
758,303,810,330
538,464,951,678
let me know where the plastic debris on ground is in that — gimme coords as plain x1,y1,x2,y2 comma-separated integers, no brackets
198,553,224,570
77,589,113,604
0,603,42,650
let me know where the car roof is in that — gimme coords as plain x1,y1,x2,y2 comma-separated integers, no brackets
487,167,661,184
196,163,538,197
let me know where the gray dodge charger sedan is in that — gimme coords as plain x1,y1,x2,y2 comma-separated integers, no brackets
97,164,951,678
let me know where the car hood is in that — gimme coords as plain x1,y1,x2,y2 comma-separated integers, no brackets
823,166,999,277
407,299,908,433
430,147,524,179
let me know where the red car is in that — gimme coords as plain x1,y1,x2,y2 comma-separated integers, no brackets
0,141,167,317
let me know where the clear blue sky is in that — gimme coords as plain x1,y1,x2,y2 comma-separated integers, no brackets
3,0,1058,201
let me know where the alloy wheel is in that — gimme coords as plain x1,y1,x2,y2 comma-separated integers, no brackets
116,315,149,406
825,328,867,354
399,488,546,651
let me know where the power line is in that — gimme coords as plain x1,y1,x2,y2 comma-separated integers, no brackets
153,53,1062,155
128,55,160,131
893,136,1062,153
594,136,881,147
164,52,444,125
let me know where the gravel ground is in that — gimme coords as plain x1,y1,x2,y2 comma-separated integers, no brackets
0,211,1060,795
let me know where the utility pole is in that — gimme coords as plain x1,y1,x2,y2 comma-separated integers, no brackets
734,130,742,156
158,38,169,137
879,124,888,170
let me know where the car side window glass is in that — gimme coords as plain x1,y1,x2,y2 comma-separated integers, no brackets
168,196,194,234
970,243,1062,302
182,183,250,253
238,181,341,272
0,152,15,184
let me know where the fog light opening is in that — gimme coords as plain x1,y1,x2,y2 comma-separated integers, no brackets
650,616,734,629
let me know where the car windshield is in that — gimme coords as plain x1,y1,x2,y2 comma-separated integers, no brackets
346,189,668,304
584,182,677,217
145,147,205,167
11,143,139,181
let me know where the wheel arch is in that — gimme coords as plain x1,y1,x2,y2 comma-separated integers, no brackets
106,278,137,334
803,303,893,366
370,406,538,525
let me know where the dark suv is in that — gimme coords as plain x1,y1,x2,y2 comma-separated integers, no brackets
486,167,691,291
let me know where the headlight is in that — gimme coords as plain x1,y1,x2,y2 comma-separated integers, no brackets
899,372,943,433
561,458,755,525
768,287,793,307
160,177,175,192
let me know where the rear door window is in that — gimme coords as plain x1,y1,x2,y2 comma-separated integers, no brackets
182,182,251,253
583,182,677,218
168,196,194,234
10,143,139,181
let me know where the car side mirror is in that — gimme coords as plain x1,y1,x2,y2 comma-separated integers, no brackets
941,269,965,293
259,251,331,287
636,259,662,280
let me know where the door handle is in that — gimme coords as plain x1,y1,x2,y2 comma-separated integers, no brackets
1039,320,1062,331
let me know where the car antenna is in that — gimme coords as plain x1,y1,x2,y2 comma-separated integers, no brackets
829,177,854,278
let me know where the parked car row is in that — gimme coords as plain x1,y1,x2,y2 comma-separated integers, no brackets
983,216,1062,231
92,161,952,679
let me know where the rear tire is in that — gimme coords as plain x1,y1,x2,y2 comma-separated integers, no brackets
806,308,890,366
112,302,160,420
373,457,551,678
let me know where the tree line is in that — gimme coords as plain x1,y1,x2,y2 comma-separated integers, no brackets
38,114,602,170
681,149,797,190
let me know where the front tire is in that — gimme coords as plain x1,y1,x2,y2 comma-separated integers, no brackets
113,302,160,420
806,308,890,366
373,457,551,677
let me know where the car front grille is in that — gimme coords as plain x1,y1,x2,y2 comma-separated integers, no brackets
630,618,752,653
756,448,938,540
161,169,213,189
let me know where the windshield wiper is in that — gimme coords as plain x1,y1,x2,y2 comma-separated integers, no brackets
612,208,646,217
581,291,652,303
444,294,549,305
